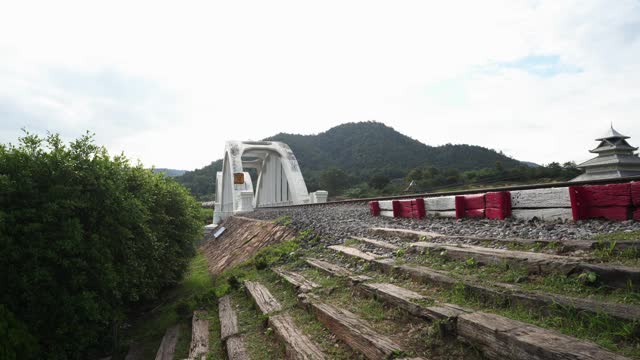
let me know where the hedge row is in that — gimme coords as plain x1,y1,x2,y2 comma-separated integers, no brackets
0,132,202,359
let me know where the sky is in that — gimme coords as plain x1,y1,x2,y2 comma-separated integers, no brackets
1,0,639,170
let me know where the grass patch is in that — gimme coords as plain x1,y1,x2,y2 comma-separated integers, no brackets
122,251,224,360
201,207,214,225
273,215,292,226
326,250,640,358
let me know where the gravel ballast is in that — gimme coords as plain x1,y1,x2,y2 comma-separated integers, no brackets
241,203,640,245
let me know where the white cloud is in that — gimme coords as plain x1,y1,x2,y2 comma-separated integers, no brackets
0,0,638,169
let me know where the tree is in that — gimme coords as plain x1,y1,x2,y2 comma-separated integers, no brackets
369,174,390,190
0,132,202,359
319,168,350,195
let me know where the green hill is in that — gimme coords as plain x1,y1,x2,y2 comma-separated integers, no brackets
175,121,522,199
266,121,520,181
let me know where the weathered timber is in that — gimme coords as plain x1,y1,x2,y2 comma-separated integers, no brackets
268,314,326,360
351,236,400,251
219,295,240,341
329,246,640,322
306,258,354,277
306,299,404,360
154,324,180,360
189,310,209,360
328,245,382,261
410,241,640,289
409,241,581,274
274,268,321,292
512,208,573,221
580,263,640,289
510,188,571,208
357,282,469,331
458,311,630,360
369,227,593,251
305,258,373,283
225,335,250,360
244,280,282,315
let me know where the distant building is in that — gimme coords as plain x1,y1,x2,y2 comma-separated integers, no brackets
571,125,640,181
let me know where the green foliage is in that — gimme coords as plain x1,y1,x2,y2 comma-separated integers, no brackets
368,174,390,190
319,167,351,196
177,121,524,199
273,215,292,226
174,159,222,201
406,161,582,192
0,132,202,359
200,207,214,225
252,240,300,270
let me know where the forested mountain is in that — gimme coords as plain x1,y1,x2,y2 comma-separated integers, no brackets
266,121,521,182
175,121,523,199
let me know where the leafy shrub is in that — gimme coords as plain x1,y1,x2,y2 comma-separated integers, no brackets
0,132,202,359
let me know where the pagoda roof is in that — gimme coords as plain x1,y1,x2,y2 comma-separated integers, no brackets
596,125,629,140
590,142,638,153
577,153,640,168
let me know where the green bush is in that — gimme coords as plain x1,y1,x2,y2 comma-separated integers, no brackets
0,132,202,359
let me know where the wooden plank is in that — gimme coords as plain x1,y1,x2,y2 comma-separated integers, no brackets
512,208,573,221
328,245,381,262
274,268,321,292
410,241,640,289
306,258,354,277
409,241,580,275
244,280,282,315
154,324,180,360
369,226,593,251
189,310,209,360
358,282,468,326
225,335,250,360
457,311,630,360
351,237,399,251
219,295,239,341
580,263,640,290
307,299,404,360
369,257,640,323
510,187,571,208
634,208,640,221
268,314,326,360
305,258,372,284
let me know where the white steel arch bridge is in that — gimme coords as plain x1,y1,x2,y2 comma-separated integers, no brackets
213,141,327,224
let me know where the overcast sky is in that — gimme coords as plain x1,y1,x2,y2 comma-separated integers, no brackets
1,0,639,170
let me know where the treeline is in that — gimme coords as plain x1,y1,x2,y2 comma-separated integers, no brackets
0,133,202,359
317,161,582,199
175,121,525,201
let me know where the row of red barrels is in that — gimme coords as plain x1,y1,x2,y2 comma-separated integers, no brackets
369,181,640,221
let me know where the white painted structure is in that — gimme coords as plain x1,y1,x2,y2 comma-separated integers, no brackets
213,141,327,224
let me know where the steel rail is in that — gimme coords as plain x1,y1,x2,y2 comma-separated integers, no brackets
258,175,640,208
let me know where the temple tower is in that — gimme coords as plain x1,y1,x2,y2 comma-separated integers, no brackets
571,125,640,181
